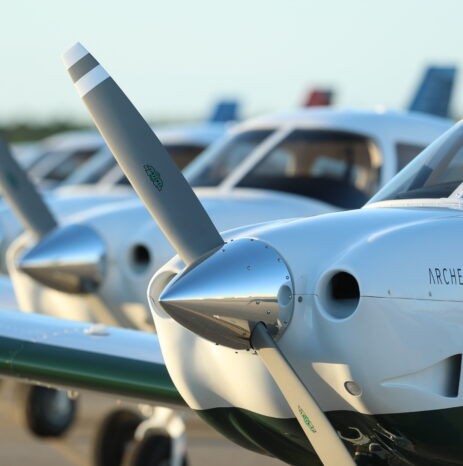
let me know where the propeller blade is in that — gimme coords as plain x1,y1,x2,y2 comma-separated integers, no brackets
0,138,57,239
251,323,355,466
62,43,224,266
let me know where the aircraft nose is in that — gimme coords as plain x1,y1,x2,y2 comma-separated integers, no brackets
18,224,106,294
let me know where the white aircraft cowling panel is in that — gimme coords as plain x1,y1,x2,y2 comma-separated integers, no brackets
149,206,463,418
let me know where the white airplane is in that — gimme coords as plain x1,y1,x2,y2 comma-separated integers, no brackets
1,43,463,466
0,102,239,280
20,100,238,190
62,64,458,190
9,63,456,193
0,127,225,280
60,120,235,188
26,129,104,186
0,48,456,452
0,112,236,278
0,47,454,448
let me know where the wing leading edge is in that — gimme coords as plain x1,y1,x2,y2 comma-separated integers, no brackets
0,310,185,407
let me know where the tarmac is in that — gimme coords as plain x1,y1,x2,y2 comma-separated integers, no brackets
0,380,285,466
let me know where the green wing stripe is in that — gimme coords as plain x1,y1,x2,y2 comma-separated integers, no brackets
0,335,185,406
0,310,185,407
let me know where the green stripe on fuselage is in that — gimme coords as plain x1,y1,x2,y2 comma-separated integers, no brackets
196,407,322,466
0,336,185,407
197,406,463,465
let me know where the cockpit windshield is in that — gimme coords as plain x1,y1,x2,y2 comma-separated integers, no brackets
368,123,463,204
185,130,274,186
237,129,380,209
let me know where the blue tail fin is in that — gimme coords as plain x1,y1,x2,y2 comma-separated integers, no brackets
209,100,240,123
409,66,457,118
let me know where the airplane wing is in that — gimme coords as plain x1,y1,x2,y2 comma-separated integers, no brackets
0,309,185,407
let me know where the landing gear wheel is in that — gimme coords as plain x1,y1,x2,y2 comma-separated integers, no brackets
93,408,143,466
122,434,188,466
25,385,77,437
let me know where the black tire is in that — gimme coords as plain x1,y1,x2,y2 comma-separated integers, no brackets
93,408,143,466
25,385,77,437
123,434,188,466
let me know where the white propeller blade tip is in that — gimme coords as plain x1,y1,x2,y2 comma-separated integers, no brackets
62,42,89,69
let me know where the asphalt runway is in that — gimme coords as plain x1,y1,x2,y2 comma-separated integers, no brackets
0,381,285,466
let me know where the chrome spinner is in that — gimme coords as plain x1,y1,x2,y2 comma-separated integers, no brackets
158,238,294,350
18,224,106,294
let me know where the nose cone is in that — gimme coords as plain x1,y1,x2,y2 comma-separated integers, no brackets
158,238,294,350
18,224,106,294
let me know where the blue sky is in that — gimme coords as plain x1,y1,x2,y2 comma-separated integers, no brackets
1,0,462,124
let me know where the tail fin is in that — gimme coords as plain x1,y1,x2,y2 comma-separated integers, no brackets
408,66,457,118
208,100,240,123
304,89,333,107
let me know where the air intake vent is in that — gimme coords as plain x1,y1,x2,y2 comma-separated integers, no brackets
319,271,360,319
331,272,360,301
130,244,151,273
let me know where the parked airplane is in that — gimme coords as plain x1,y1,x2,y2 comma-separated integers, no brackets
0,105,239,278
20,99,238,190
0,48,457,451
99,64,457,192
0,103,239,278
7,64,457,195
1,43,463,465
0,45,455,451
60,120,234,188
18,64,453,192
26,130,104,187
1,106,428,449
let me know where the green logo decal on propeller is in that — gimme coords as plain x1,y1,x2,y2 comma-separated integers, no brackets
298,406,317,433
144,165,163,192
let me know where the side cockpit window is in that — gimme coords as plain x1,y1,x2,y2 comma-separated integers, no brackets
186,130,274,187
237,129,381,209
369,124,463,203
396,143,425,171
